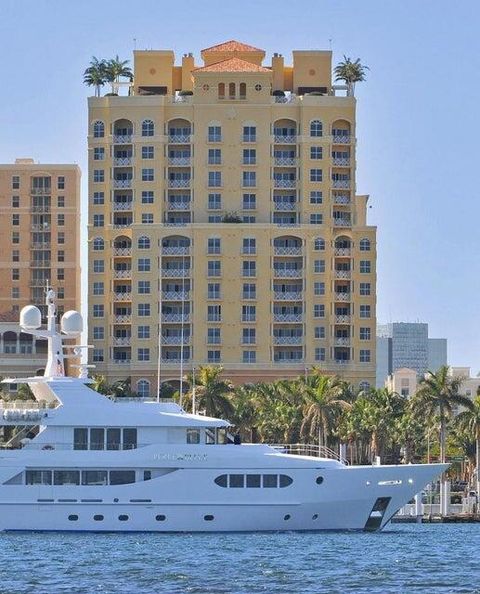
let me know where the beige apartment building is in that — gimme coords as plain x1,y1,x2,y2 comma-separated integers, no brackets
87,40,376,396
0,159,81,380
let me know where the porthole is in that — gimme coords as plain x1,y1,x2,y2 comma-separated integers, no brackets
316,476,324,485
93,514,104,521
118,515,128,521
202,84,210,91
284,514,291,521
68,514,78,521
255,84,262,91
114,498,119,502
204,515,214,521
312,514,319,520
155,514,166,522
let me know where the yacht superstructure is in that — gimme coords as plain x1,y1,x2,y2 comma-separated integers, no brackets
0,292,446,532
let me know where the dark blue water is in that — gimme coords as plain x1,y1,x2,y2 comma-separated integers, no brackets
1,525,479,593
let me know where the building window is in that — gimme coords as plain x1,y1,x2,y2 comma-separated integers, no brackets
359,282,371,296
12,214,19,226
138,280,150,294
141,213,154,224
12,250,19,262
314,238,325,251
207,350,221,363
142,146,154,159
360,260,371,274
93,121,104,138
93,147,105,161
207,305,221,322
314,304,325,318
12,195,19,207
242,238,256,254
58,250,65,262
93,304,104,318
12,287,19,299
243,350,256,363
208,149,221,165
242,261,256,277
12,269,19,281
93,237,104,251
207,328,221,345
207,283,220,299
138,303,150,317
315,347,326,361
93,192,104,205
138,258,150,272
310,214,323,225
208,260,221,277
314,259,325,273
93,214,104,227
93,282,104,295
360,238,371,251
310,191,323,204
137,379,150,397
93,260,104,273
57,196,65,207
142,168,154,182
243,216,256,223
208,215,222,223
243,126,256,142
360,349,371,363
138,236,150,249
12,176,20,189
360,327,371,340
242,328,256,345
142,120,154,136
208,193,221,210
360,305,371,319
242,283,256,299
57,268,64,280
142,191,154,204
310,120,323,137
242,305,256,322
138,348,150,362
57,287,65,299
315,326,325,339
242,193,256,210
138,325,150,339
242,171,256,187
310,169,323,182
314,282,325,296
93,170,104,183
310,146,323,159
208,126,222,142
243,149,256,165
208,172,222,188
93,327,104,340
208,238,221,254
93,349,104,362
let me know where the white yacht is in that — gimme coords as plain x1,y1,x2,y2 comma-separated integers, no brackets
0,291,446,532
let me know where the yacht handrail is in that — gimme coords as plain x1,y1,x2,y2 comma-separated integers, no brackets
270,443,348,465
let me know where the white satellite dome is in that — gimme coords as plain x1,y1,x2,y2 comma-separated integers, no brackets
20,305,41,329
61,310,83,335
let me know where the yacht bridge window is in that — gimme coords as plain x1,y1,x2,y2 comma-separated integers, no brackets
73,427,137,450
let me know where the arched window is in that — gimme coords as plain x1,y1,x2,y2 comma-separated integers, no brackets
218,83,225,99
138,236,150,250
142,119,154,137
137,379,150,398
228,83,236,99
239,83,246,99
359,238,371,251
314,237,325,251
359,381,370,392
93,237,104,251
310,120,323,137
93,121,105,138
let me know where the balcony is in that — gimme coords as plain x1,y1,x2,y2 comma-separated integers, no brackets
273,292,303,301
113,157,133,167
273,268,303,279
274,179,296,189
168,179,191,188
162,336,191,346
332,157,350,167
31,242,51,249
162,246,190,256
114,314,132,324
274,336,303,345
333,194,351,205
113,134,133,144
114,292,132,302
274,246,302,256
168,134,191,143
332,134,351,144
273,357,304,364
30,188,51,196
112,336,131,346
113,202,133,211
167,201,191,211
334,337,351,346
332,179,350,189
333,218,352,228
112,358,131,364
161,357,191,365
273,201,296,211
162,313,190,323
162,291,190,301
30,205,50,213
113,247,132,257
335,315,351,324
113,270,132,279
273,314,303,323
335,270,351,280
335,293,351,303
273,134,297,144
113,179,132,189
334,248,351,257
161,268,190,278
112,222,133,229
31,224,50,231
30,260,51,268
274,157,297,167
168,157,191,166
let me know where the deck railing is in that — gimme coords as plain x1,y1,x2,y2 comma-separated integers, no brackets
270,443,348,464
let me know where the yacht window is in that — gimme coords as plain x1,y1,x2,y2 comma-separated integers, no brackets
217,428,227,444
143,470,152,481
155,514,166,521
107,428,121,450
205,428,216,445
229,474,244,488
279,474,293,487
118,515,129,521
246,474,261,488
204,515,214,521
68,515,79,521
93,515,104,521
90,428,105,450
123,428,137,450
73,428,88,450
214,474,228,487
186,429,200,444
263,474,278,488
109,470,136,485
26,470,52,485
316,476,324,485
82,470,108,486
54,470,80,485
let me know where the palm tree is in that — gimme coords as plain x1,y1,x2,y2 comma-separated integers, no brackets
413,366,472,463
334,56,369,96
299,372,351,448
83,57,107,97
104,55,132,94
89,374,112,395
455,394,480,497
186,366,234,419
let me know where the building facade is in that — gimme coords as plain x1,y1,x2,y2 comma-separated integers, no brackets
87,40,377,396
0,159,81,380
376,322,447,387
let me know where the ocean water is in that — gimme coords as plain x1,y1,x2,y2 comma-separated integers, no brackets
1,525,479,594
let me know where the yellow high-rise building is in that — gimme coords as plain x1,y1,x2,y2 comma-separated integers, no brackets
87,40,376,396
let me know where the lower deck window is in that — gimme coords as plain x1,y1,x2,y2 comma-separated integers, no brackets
82,470,107,486
54,471,80,486
93,514,104,521
26,470,52,485
214,473,293,489
109,470,136,485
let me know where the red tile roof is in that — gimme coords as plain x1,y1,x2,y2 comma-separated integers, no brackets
202,40,264,53
193,57,271,74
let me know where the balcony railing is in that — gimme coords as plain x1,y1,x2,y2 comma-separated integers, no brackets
332,157,350,166
334,293,351,302
332,179,350,189
113,179,132,189
162,313,190,323
112,358,131,364
30,188,51,196
274,134,297,144
274,157,297,167
113,134,133,144
113,202,133,211
161,357,191,365
168,134,191,143
273,292,303,301
333,194,351,205
114,314,132,324
168,157,191,166
274,246,302,256
273,357,304,364
30,260,51,268
168,179,191,188
161,268,190,278
273,268,303,278
30,205,50,213
112,336,131,346
273,201,296,211
167,201,191,211
335,270,351,279
113,270,132,279
334,248,351,256
112,222,133,229
113,157,133,167
162,291,190,301
162,336,191,346
114,292,132,302
273,313,303,323
332,135,351,144
273,179,296,189
335,315,351,324
31,242,51,249
162,246,190,256
274,336,303,345
31,224,50,231
334,337,351,346
333,218,352,227
113,247,132,257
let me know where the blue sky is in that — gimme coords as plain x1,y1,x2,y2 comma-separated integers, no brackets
1,0,479,370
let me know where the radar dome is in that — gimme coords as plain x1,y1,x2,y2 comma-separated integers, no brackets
20,305,41,329
61,310,83,335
